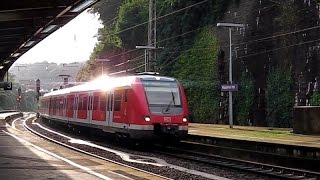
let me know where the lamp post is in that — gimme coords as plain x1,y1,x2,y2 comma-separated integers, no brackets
217,22,245,128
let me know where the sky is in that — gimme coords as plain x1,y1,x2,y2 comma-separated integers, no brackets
13,10,103,66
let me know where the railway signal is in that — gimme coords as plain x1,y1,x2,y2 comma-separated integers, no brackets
36,79,40,101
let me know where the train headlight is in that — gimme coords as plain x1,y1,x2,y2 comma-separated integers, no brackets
182,117,188,122
144,116,151,122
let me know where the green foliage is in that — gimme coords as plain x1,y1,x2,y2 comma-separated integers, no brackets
266,67,294,128
157,0,231,74
310,92,320,106
76,58,98,82
115,0,148,49
0,91,15,110
90,0,123,28
0,83,38,112
78,0,148,80
173,27,219,122
235,72,254,125
274,0,298,31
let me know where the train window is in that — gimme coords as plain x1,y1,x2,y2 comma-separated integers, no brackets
78,97,83,110
55,98,58,109
83,97,88,110
70,96,74,110
114,94,121,111
107,94,114,111
93,96,99,110
60,98,64,110
107,95,110,111
124,89,128,103
100,96,106,111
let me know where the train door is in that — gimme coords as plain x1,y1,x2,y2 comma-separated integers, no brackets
63,96,67,118
92,92,106,123
88,92,93,122
73,94,79,120
106,90,114,126
77,94,88,120
66,95,74,119
49,98,52,115
113,89,128,124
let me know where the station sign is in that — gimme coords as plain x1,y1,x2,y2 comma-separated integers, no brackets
0,81,12,90
221,84,239,92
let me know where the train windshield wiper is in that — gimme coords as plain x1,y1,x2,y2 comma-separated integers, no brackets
165,90,175,112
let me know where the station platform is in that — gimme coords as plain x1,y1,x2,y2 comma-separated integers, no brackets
187,123,320,171
0,112,21,120
188,123,320,148
0,114,164,180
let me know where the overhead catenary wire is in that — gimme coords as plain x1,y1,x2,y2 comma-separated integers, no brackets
159,37,320,68
105,20,320,64
106,0,210,39
99,0,320,73
100,0,210,60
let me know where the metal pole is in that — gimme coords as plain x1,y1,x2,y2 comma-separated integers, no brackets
148,0,156,71
101,62,103,75
228,28,233,128
144,49,148,72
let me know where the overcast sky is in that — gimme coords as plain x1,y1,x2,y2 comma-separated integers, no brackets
13,10,102,66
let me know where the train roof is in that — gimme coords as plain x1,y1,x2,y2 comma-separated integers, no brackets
42,74,177,97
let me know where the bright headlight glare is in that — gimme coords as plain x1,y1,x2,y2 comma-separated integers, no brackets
183,117,188,122
144,116,151,122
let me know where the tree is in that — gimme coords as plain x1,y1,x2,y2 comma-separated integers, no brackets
173,27,220,122
115,0,148,49
266,67,294,128
235,71,254,125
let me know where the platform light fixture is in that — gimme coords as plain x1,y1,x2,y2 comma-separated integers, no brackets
217,22,245,129
3,60,11,64
12,53,21,57
24,41,36,47
70,0,95,12
41,25,58,33
0,66,3,69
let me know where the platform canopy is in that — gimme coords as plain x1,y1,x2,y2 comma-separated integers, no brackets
0,0,99,80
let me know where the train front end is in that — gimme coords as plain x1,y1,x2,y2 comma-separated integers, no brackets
131,75,189,140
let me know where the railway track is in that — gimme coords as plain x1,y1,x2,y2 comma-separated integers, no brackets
155,143,320,180
22,115,232,180
22,115,172,180
19,114,318,179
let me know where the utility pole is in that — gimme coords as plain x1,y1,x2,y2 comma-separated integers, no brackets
148,0,156,71
96,59,110,75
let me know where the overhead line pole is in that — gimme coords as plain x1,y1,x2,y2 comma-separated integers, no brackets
148,0,157,71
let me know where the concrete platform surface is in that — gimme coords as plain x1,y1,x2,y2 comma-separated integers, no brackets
0,117,164,180
189,123,320,148
0,112,20,120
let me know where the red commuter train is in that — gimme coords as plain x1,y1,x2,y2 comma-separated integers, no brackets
39,73,189,140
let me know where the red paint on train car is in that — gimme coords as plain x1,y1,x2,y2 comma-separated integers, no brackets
39,74,189,140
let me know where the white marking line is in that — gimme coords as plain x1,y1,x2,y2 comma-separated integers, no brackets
108,171,134,180
2,130,113,180
31,121,230,179
32,122,165,166
12,118,22,129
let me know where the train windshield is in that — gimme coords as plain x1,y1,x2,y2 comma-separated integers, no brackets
142,80,181,107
